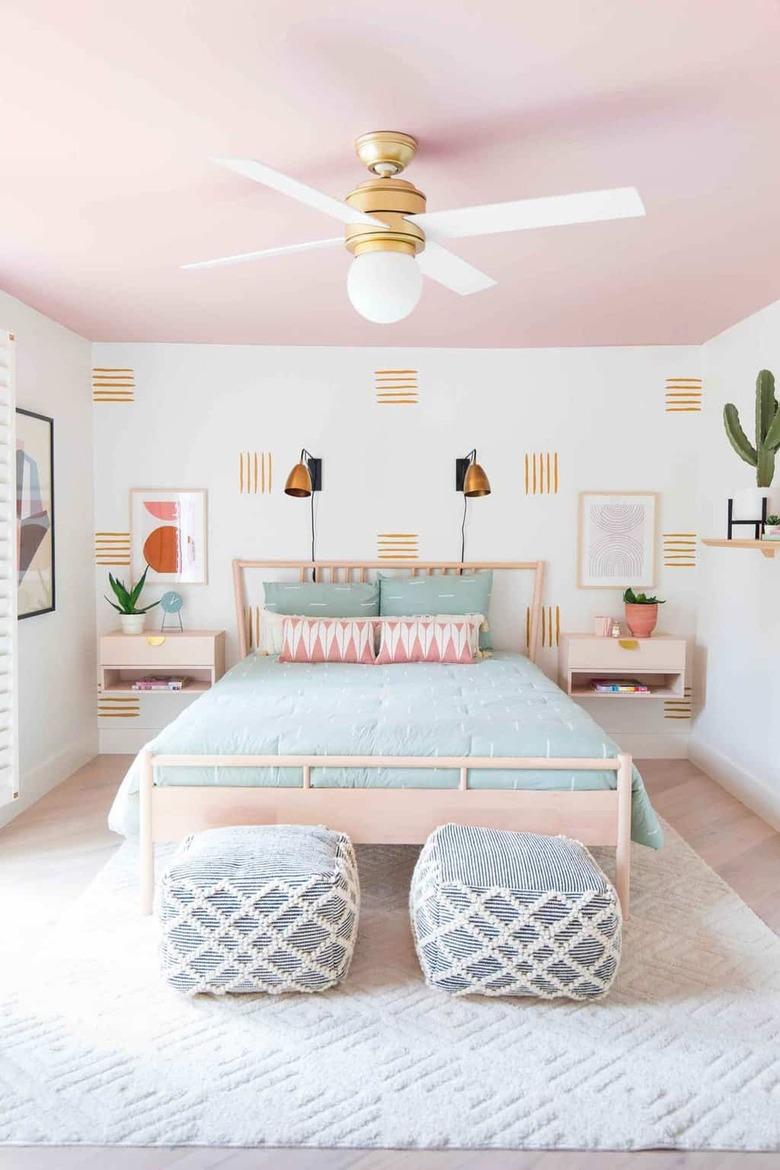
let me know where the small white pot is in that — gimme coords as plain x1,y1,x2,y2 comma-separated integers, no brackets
120,613,146,635
732,487,769,521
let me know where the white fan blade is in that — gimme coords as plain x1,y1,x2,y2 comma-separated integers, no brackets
182,237,343,271
212,157,384,227
417,240,496,295
414,186,645,239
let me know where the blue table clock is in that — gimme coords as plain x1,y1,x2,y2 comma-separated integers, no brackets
160,590,184,632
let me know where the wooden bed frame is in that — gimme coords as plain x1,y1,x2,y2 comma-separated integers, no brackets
138,559,632,915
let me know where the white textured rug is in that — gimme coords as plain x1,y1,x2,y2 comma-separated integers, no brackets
1,827,779,1151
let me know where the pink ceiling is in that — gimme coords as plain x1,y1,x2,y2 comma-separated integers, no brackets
2,0,779,347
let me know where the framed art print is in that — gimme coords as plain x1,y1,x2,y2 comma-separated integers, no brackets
16,408,55,618
578,491,657,589
131,488,207,584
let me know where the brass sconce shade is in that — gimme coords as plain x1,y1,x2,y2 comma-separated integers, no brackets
284,448,322,498
284,461,313,498
463,460,491,497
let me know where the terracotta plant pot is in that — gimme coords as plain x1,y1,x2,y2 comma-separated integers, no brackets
624,603,658,639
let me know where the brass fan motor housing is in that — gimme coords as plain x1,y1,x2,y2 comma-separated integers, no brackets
355,131,418,177
344,177,427,258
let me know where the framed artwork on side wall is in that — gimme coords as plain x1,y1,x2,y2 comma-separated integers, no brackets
578,491,657,589
130,488,207,584
16,408,55,619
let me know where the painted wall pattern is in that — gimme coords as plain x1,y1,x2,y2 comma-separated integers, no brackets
93,367,135,403
524,451,559,495
95,531,131,567
663,532,697,568
665,377,702,412
377,533,419,560
239,451,272,494
92,344,701,756
374,369,418,405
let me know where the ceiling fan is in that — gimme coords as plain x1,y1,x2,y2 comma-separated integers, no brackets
183,131,645,324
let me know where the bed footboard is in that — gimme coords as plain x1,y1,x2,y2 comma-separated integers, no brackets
139,752,632,918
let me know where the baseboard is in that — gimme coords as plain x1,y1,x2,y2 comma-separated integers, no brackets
0,733,98,830
688,736,780,831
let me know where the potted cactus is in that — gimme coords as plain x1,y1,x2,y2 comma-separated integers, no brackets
723,369,780,519
764,514,780,541
623,588,665,639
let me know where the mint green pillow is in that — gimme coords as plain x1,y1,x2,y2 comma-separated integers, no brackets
379,572,493,648
263,580,379,617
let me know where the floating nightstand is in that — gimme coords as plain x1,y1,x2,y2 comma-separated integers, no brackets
558,634,687,700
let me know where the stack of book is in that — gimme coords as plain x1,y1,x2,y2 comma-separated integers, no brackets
591,678,651,694
131,676,191,692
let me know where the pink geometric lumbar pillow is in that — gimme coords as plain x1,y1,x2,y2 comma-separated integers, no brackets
278,616,376,664
376,617,476,664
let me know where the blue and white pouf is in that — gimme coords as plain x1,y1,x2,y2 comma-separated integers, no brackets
410,824,621,999
158,825,360,995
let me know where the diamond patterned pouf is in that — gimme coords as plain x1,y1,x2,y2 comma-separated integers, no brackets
410,824,621,999
158,825,360,995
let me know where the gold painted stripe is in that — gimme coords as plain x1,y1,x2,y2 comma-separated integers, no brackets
524,453,529,495
554,452,559,493
93,367,133,372
375,369,417,374
666,407,701,413
377,399,418,404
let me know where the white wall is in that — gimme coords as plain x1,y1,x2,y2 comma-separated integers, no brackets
690,300,780,827
93,341,701,757
0,292,97,829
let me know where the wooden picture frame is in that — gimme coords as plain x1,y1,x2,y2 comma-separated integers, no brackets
130,488,208,585
16,408,55,619
578,491,657,589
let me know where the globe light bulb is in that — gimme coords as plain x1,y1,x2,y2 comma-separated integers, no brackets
347,250,423,324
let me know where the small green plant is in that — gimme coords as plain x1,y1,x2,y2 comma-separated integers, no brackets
723,369,780,488
766,514,780,525
105,567,159,615
623,588,665,605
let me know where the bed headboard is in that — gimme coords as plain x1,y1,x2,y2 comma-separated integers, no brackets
232,559,545,664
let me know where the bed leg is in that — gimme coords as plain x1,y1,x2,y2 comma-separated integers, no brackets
615,752,632,918
139,749,154,916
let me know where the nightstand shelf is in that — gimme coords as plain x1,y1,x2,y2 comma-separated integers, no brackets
99,630,225,696
559,634,687,700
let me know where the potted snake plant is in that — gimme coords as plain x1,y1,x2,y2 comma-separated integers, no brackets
105,567,159,634
623,588,665,639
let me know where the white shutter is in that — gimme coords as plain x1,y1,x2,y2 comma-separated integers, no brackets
0,331,18,806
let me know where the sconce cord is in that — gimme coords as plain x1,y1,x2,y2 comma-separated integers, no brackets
460,493,468,563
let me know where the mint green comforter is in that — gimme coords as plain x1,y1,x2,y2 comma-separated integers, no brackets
108,651,662,848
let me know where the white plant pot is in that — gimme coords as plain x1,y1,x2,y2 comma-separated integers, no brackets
731,487,769,522
119,613,146,635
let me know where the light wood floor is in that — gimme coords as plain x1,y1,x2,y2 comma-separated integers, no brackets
0,755,778,1169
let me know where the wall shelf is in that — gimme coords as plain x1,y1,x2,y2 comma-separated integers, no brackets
702,539,777,559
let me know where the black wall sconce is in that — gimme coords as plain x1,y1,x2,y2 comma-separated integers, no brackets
455,448,491,561
285,448,323,574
